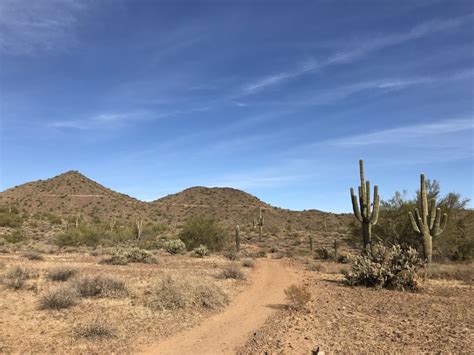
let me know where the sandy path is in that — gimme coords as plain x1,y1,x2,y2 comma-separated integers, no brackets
141,259,298,354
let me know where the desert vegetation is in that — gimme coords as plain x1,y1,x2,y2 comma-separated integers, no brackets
0,161,472,353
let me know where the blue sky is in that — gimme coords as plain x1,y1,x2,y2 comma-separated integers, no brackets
0,0,473,212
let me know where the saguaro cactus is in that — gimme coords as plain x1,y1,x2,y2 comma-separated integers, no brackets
235,225,241,252
135,216,143,241
408,174,448,263
350,159,380,249
253,207,264,239
309,234,314,252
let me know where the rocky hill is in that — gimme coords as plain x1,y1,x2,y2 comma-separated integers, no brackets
0,171,352,253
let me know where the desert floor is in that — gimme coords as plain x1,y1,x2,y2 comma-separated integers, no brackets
1,252,473,354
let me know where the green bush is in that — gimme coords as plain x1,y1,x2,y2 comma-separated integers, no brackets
164,239,186,254
100,247,157,265
192,245,209,258
0,213,23,228
344,243,423,291
179,217,228,251
5,230,26,244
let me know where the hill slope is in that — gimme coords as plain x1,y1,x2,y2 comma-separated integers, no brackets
0,171,147,221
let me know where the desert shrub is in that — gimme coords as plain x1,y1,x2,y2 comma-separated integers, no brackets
100,247,157,265
147,275,228,311
164,239,186,254
308,262,326,272
219,265,245,280
39,287,79,310
179,217,228,251
344,243,423,291
73,320,116,339
242,259,255,268
2,265,37,290
250,250,266,258
47,266,78,281
23,252,45,261
5,230,26,244
73,275,128,298
0,212,23,228
285,284,312,310
192,244,209,258
315,247,330,260
224,249,239,260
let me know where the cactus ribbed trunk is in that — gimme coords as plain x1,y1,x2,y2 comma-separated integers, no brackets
309,235,314,252
409,174,447,263
350,160,379,250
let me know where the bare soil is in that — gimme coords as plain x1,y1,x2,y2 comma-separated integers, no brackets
238,261,474,354
142,258,300,354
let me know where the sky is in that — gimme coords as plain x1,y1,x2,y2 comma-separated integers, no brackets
0,0,473,212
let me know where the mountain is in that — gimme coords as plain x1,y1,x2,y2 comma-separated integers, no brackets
0,171,352,252
0,171,147,221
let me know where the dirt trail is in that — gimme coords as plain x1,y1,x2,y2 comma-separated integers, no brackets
141,259,299,355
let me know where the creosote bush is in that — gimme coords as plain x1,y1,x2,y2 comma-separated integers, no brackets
147,275,229,311
219,265,245,280
179,217,228,251
73,275,128,298
192,244,209,258
344,243,423,291
164,239,186,254
285,284,312,310
39,286,79,310
47,266,78,281
100,247,157,265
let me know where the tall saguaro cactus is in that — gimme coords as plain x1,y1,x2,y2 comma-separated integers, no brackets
408,174,448,263
135,216,143,242
350,160,380,249
253,207,264,239
235,225,241,252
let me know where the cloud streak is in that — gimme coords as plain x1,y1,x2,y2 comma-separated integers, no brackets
327,118,473,147
239,14,473,95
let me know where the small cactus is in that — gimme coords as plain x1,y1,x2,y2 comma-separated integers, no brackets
408,174,448,263
350,159,380,249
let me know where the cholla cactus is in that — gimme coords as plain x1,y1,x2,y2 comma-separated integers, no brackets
350,159,380,249
235,225,241,252
408,174,448,263
253,207,264,239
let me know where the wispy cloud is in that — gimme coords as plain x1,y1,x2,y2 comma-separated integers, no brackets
50,111,154,130
327,118,473,147
239,14,473,95
0,0,88,55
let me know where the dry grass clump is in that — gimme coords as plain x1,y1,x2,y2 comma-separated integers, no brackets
423,263,474,285
23,251,45,261
73,320,116,339
1,265,38,290
224,249,240,261
73,275,128,298
284,284,312,310
219,265,245,280
47,266,78,281
241,259,255,268
39,286,79,310
147,275,228,311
